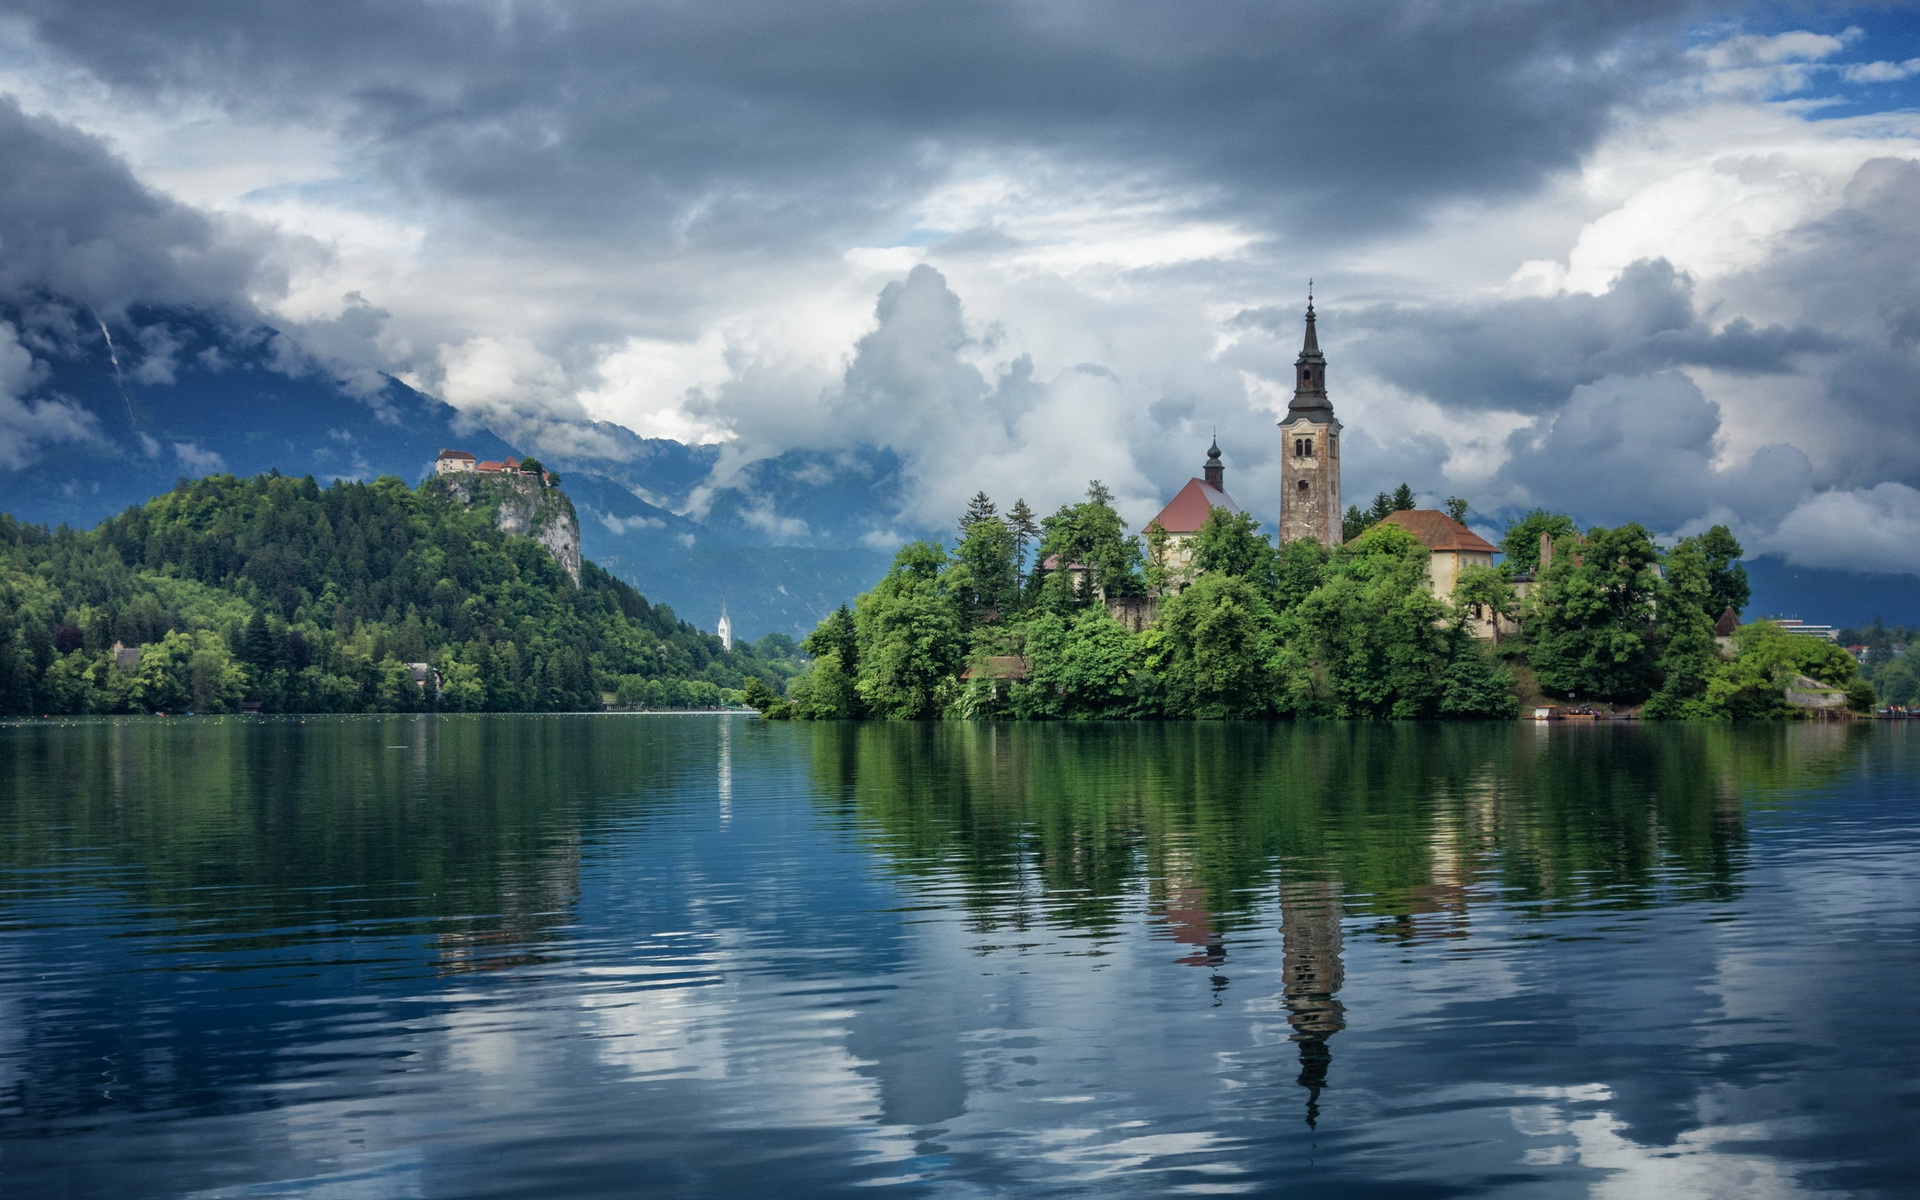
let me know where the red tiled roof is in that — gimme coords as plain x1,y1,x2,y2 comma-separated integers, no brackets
437,448,476,460
476,461,508,472
1379,509,1498,553
1145,478,1240,535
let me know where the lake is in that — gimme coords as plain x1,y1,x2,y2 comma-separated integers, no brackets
1,716,1915,1198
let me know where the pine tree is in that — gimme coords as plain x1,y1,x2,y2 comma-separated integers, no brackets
1696,525,1750,618
1006,498,1038,575
958,491,998,535
1341,505,1371,542
1392,483,1416,511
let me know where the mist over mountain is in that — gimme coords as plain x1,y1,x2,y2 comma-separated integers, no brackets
0,298,894,637
0,294,1911,638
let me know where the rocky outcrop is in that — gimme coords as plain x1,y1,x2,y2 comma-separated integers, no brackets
431,473,582,587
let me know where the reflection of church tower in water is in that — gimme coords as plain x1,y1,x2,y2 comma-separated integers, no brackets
1279,877,1346,1128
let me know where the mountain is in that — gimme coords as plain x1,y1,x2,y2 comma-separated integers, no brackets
0,468,804,715
1744,555,1920,629
0,301,893,638
9,301,1906,641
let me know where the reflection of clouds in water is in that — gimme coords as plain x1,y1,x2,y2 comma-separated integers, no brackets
1779,846,1920,927
1031,1127,1249,1185
1503,1084,1830,1199
441,1001,547,1092
186,1142,430,1200
579,969,730,1083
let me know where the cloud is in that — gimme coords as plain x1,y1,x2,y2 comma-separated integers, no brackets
6,1,1701,244
1241,260,1831,418
1762,483,1920,576
1843,58,1920,83
0,320,99,469
1,5,1918,584
0,96,271,318
1499,370,1812,532
597,511,664,535
170,440,225,474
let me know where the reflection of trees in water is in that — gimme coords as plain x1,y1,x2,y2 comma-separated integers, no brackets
819,722,1871,938
0,714,743,1118
815,720,1875,1122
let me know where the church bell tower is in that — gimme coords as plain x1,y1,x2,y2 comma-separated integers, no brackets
1278,292,1342,545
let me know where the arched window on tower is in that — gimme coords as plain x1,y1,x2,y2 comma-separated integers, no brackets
1296,479,1309,492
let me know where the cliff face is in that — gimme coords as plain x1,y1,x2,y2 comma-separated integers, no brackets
432,474,582,587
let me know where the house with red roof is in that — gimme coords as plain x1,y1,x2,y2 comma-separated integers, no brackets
434,448,478,475
1378,509,1507,638
1143,438,1242,590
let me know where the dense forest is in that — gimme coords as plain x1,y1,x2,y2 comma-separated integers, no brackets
751,483,1878,722
1837,619,1920,706
0,472,801,715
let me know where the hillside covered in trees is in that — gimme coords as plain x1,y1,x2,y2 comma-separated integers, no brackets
0,472,801,715
752,484,1876,722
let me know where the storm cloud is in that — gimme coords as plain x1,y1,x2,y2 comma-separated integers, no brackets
0,97,269,317
4,0,1704,247
0,2,1917,579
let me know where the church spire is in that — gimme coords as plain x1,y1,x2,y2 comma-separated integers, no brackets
1204,434,1224,491
1289,289,1330,415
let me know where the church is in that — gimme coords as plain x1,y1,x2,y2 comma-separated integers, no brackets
1145,297,1502,632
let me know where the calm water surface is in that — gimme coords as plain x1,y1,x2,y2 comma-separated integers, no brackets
0,716,1915,1198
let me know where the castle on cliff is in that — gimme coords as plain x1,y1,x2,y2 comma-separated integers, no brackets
435,449,550,483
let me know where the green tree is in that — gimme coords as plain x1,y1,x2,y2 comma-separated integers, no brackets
1143,520,1174,595
740,676,777,712
1451,563,1518,644
1297,523,1453,718
1272,538,1330,614
958,491,997,534
1526,524,1662,702
1643,537,1721,719
1437,636,1520,718
1016,608,1143,719
41,651,109,714
1006,497,1039,581
1036,482,1145,603
1444,496,1470,523
1499,509,1577,577
948,516,1021,625
1695,525,1750,618
1696,621,1858,718
438,659,485,711
1145,572,1301,718
853,542,965,719
1189,507,1279,586
797,604,864,719
1341,505,1370,543
1391,483,1416,512
1874,651,1919,706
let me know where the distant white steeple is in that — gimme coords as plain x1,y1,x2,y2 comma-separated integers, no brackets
717,598,733,651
